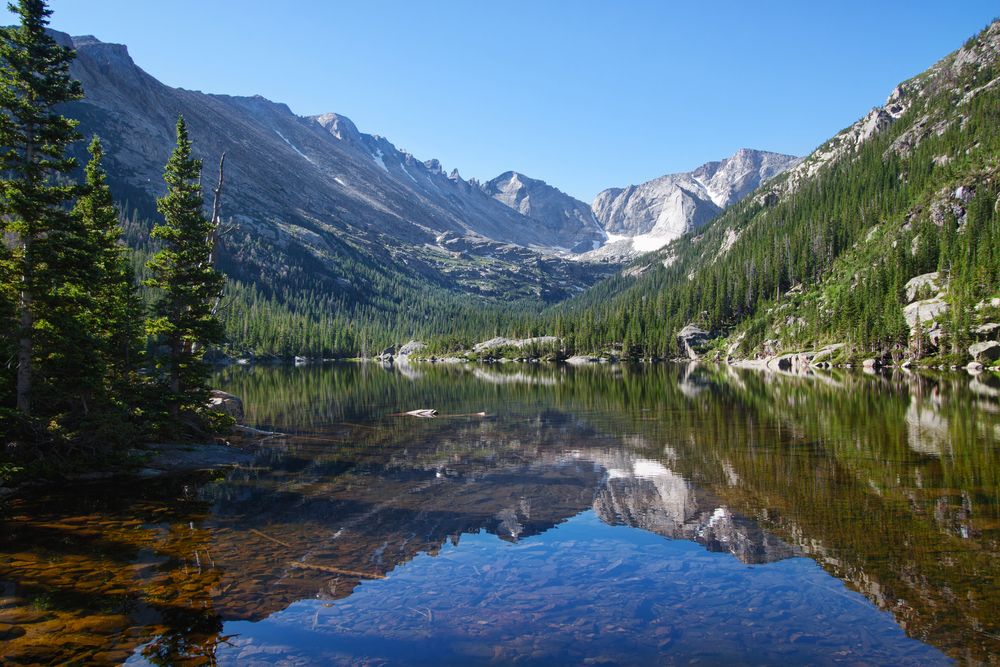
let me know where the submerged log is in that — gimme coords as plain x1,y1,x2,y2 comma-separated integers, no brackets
288,561,386,579
250,528,293,548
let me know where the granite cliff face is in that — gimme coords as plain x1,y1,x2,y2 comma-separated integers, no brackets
585,149,799,259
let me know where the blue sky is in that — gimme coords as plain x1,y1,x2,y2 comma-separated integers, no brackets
6,1,998,201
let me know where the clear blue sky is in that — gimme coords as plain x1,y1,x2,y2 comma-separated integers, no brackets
6,1,998,202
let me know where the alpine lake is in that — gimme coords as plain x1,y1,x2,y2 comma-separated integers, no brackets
1,361,998,665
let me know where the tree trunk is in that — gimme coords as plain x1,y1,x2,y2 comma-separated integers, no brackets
207,152,226,317
192,153,226,358
15,129,36,416
16,285,32,415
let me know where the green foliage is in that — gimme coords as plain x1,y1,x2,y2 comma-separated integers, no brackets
523,23,1000,360
0,0,84,417
145,117,225,425
0,3,227,469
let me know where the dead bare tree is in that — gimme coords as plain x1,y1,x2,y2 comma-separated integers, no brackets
192,153,235,356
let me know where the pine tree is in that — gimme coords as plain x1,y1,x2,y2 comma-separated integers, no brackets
0,0,83,416
74,136,144,398
145,117,224,422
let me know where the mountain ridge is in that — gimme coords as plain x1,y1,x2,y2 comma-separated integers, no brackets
54,29,621,314
584,148,800,259
545,20,1000,364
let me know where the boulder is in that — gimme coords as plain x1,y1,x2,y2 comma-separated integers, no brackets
378,346,396,360
904,272,941,302
975,298,1000,311
903,297,949,329
810,344,845,365
927,326,945,348
969,340,1000,363
398,340,427,356
861,359,883,374
974,323,999,339
208,390,244,422
677,325,711,360
565,355,599,365
472,336,560,354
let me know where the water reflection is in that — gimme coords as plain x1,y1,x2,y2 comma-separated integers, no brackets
0,362,997,664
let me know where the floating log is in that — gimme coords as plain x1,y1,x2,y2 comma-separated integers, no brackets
234,424,283,437
403,409,438,418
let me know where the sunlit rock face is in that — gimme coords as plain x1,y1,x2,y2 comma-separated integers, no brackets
584,149,800,260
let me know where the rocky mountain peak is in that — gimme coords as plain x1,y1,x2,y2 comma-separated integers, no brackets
585,148,799,260
482,170,606,253
314,112,362,144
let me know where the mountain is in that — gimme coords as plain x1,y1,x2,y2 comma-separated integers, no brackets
480,171,606,253
53,30,617,352
584,149,800,259
550,21,1000,363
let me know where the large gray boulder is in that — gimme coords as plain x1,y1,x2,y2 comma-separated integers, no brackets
677,325,711,360
974,323,1000,339
473,336,560,354
969,340,1000,363
208,390,244,422
565,355,600,365
398,340,428,356
904,272,941,302
903,297,949,329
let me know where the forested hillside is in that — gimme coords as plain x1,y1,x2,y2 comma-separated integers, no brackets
537,20,1000,364
55,31,614,359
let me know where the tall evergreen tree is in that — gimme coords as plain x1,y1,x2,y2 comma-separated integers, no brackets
0,0,83,416
74,136,144,399
145,117,224,420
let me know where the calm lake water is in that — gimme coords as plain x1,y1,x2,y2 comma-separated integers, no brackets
1,362,998,665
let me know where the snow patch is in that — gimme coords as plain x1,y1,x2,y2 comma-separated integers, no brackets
372,148,388,172
274,130,316,166
399,163,418,183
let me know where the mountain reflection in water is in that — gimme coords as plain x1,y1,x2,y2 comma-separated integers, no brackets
0,363,997,665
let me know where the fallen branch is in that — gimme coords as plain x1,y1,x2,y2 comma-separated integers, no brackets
250,528,293,548
288,561,386,579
